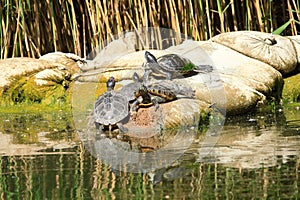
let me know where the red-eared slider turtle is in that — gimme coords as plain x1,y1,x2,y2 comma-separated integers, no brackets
93,77,129,136
119,73,187,113
131,83,177,112
143,51,213,81
147,80,195,99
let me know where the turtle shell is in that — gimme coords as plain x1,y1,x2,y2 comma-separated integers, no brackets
146,84,177,101
147,80,195,98
94,90,129,126
157,54,196,75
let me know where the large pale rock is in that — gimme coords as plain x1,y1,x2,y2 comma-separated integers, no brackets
287,35,300,74
0,58,51,88
210,31,297,75
0,52,82,104
195,41,283,100
78,50,167,83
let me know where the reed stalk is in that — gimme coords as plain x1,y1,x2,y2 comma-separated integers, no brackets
0,0,299,58
49,0,57,52
230,0,238,31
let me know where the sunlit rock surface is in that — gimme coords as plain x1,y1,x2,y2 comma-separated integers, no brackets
210,31,298,75
0,52,83,104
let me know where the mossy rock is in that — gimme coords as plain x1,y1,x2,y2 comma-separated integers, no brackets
0,52,83,106
283,74,300,102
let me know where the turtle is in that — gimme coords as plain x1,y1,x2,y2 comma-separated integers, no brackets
131,83,177,112
143,51,213,81
93,77,129,136
147,80,195,99
118,72,181,113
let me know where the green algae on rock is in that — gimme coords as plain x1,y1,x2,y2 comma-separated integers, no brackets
0,52,83,106
283,73,300,103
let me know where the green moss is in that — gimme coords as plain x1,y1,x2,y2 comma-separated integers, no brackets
180,63,196,72
283,74,300,103
1,73,72,107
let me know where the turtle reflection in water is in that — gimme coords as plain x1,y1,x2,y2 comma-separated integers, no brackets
143,51,213,81
93,77,129,136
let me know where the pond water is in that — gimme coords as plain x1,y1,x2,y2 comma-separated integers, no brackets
0,104,299,199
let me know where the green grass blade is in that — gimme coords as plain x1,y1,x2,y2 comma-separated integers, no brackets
272,19,294,35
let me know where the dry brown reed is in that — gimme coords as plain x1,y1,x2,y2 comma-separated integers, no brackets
0,0,300,58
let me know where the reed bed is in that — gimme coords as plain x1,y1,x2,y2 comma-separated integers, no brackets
0,0,300,58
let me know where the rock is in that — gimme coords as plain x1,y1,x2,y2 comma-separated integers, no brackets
0,52,82,104
77,50,167,83
123,98,211,132
210,31,297,75
0,58,51,88
287,35,300,75
196,41,283,98
283,73,300,102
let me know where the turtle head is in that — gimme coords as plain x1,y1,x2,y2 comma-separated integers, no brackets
106,76,115,91
133,72,140,82
134,84,148,98
145,51,158,63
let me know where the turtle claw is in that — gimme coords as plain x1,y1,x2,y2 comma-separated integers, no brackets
152,99,160,111
154,104,160,111
94,123,107,139
118,123,128,133
130,96,143,113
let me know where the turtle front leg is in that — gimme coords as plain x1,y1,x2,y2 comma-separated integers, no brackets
95,123,106,139
143,69,152,84
151,96,167,111
117,123,128,133
130,96,143,114
166,73,173,80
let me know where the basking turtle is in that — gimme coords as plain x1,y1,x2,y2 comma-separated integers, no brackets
131,83,177,112
118,72,192,112
143,51,213,81
147,80,195,99
93,77,129,136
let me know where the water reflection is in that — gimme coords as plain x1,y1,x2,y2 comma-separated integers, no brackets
84,126,197,173
0,104,299,199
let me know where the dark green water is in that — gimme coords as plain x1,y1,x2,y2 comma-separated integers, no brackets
0,104,299,199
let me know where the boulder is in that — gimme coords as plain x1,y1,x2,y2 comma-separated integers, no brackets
283,73,300,102
0,52,83,104
210,31,297,75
